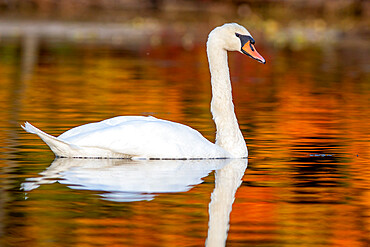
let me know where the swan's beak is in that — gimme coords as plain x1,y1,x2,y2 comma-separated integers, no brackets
242,41,266,64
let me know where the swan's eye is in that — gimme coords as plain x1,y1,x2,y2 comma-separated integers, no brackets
235,33,241,38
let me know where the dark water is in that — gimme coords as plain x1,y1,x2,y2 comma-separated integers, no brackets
0,22,369,247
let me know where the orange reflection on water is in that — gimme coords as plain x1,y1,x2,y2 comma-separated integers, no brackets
0,31,369,247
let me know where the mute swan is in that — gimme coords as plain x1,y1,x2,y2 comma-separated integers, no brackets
22,23,265,159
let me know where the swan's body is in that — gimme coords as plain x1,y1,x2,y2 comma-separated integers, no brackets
23,116,229,159
22,23,265,159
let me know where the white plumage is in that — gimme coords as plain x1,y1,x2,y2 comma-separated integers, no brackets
22,116,228,159
22,23,265,159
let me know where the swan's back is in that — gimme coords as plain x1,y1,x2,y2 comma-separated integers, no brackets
58,116,156,140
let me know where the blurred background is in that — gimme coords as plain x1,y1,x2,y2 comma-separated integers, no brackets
0,1,369,247
0,0,369,48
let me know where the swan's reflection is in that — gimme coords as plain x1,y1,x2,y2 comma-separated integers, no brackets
22,158,247,246
206,159,248,247
22,158,229,201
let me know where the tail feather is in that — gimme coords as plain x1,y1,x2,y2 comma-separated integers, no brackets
21,122,79,157
21,122,132,158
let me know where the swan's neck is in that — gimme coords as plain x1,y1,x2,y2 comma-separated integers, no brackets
207,44,247,157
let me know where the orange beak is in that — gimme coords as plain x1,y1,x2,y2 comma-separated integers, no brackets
242,41,266,64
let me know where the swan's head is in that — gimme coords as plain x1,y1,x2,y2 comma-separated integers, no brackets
208,23,266,64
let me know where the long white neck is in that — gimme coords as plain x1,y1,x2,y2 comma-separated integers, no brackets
207,38,248,157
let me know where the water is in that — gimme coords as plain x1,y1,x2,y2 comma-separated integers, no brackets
0,23,369,247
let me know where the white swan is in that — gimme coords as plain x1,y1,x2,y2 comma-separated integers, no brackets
22,23,265,159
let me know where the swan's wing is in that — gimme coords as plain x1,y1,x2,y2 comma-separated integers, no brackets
59,116,228,159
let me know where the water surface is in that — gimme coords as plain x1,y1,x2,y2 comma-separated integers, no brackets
0,23,369,247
